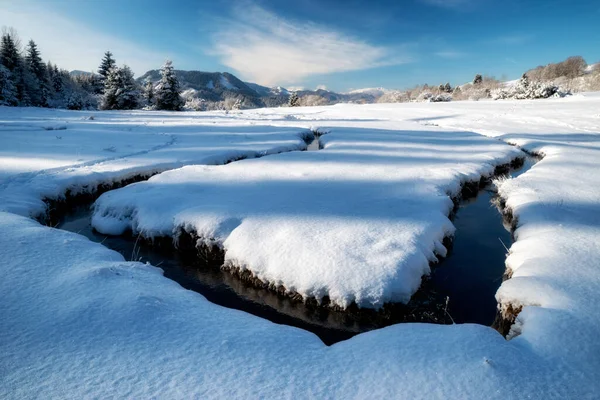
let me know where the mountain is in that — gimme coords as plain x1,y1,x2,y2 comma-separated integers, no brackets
137,69,393,109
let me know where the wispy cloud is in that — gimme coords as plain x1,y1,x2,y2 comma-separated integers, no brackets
0,3,168,75
434,50,466,59
211,3,410,86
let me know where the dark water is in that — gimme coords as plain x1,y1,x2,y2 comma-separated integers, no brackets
430,156,536,325
56,153,535,345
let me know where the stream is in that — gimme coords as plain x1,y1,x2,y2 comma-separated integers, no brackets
56,138,536,345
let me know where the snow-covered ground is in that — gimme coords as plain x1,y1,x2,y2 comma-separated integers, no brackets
92,123,520,309
1,95,600,398
0,107,310,217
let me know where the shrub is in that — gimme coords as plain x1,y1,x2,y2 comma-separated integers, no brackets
491,75,570,100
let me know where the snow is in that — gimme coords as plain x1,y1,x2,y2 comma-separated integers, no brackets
1,210,570,399
219,75,238,90
0,107,310,218
2,95,600,398
92,125,520,308
584,63,597,73
346,87,390,96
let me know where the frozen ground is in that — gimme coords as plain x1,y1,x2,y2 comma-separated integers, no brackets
1,94,600,398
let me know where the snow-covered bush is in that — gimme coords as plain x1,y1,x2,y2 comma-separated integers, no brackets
417,91,433,102
183,97,206,111
491,75,571,100
288,92,300,107
299,94,328,107
429,93,452,102
415,92,451,102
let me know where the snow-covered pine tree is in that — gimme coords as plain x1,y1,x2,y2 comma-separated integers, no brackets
98,51,115,79
24,40,47,106
25,41,44,81
142,78,154,107
0,64,18,106
444,82,452,93
288,91,300,107
473,74,483,85
0,32,22,106
154,60,183,111
98,51,116,94
100,65,140,110
0,33,20,72
52,65,63,93
116,65,139,109
100,67,119,110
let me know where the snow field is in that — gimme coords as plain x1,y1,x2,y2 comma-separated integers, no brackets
2,95,600,398
0,211,575,399
0,106,311,217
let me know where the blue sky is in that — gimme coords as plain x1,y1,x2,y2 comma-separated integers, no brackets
1,0,599,91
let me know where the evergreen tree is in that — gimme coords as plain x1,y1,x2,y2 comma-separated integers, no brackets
52,65,63,93
0,33,20,72
98,51,115,95
25,40,44,80
444,82,452,93
473,74,483,85
98,51,116,79
100,65,139,110
24,40,47,106
90,73,104,94
0,32,23,105
142,78,154,107
288,91,300,107
0,64,18,105
0,28,98,109
154,60,183,111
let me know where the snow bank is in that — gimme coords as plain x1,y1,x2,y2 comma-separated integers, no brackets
93,126,520,308
0,106,310,217
0,210,588,399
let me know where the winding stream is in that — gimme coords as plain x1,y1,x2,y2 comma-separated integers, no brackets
56,138,536,345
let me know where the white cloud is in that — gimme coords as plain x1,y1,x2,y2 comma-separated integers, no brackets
211,4,409,86
316,84,328,90
434,50,466,59
0,3,168,75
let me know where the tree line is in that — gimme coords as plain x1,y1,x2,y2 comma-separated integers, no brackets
0,28,183,111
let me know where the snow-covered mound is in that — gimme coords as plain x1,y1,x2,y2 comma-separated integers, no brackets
92,126,520,308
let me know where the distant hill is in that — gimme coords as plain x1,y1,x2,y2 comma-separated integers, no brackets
137,69,393,109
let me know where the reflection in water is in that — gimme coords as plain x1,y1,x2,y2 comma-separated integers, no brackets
57,155,535,345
